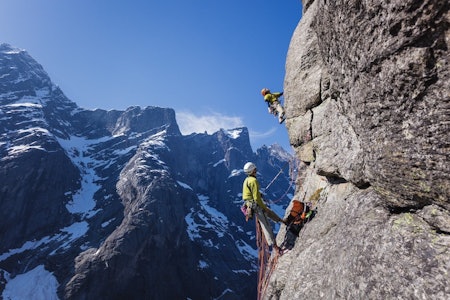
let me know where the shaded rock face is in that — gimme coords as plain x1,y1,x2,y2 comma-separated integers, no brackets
0,44,295,299
0,44,79,250
268,1,449,299
63,128,293,300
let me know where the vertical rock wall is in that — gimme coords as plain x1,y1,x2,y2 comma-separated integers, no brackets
267,0,450,299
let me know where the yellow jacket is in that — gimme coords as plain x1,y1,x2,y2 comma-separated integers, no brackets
242,176,268,210
264,92,283,105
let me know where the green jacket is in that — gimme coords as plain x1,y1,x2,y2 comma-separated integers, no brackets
264,92,283,106
242,175,268,210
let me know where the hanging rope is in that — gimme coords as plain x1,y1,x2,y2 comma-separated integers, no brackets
264,167,284,191
255,217,280,300
256,217,269,300
265,158,300,204
255,158,302,299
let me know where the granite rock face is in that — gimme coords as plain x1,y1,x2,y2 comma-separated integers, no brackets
268,0,449,299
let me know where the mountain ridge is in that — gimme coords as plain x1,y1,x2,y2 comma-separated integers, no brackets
0,43,294,299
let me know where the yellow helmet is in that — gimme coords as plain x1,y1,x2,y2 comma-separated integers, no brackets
261,88,270,96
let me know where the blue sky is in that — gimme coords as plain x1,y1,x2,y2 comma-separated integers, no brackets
0,0,302,152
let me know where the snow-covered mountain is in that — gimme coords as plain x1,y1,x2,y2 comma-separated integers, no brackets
0,43,294,299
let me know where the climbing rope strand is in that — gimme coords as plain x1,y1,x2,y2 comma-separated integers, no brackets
268,175,294,204
256,216,281,300
256,217,269,300
264,168,284,191
257,158,302,299
260,252,279,298
266,158,300,204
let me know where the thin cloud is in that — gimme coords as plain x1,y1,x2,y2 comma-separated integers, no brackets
176,111,244,135
249,127,277,140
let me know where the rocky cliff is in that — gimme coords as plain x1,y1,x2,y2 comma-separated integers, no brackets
266,0,449,299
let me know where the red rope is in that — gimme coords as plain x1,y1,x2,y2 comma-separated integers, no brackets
256,159,302,298
255,216,280,300
256,217,268,300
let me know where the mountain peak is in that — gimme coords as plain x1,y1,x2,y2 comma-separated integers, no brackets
0,44,54,106
112,105,181,136
0,43,24,54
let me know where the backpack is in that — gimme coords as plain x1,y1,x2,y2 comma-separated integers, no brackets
286,200,308,224
285,200,314,235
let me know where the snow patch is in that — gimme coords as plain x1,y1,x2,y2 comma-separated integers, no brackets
2,265,59,300
232,269,251,275
101,218,115,228
185,211,201,240
215,288,235,299
112,145,136,155
198,260,209,269
5,101,42,108
228,169,243,178
141,130,168,149
56,135,113,218
198,195,229,234
53,221,89,254
184,194,230,244
177,181,193,190
225,128,242,139
2,47,24,55
8,144,46,156
0,221,89,261
213,159,225,167
235,240,257,262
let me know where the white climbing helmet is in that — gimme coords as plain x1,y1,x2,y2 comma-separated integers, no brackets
243,162,257,175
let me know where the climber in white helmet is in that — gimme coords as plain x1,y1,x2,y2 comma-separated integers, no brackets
242,162,284,252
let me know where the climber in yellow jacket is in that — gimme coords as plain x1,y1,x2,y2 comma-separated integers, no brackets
242,162,283,251
261,88,286,124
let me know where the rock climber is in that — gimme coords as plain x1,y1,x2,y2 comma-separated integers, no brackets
261,88,286,124
242,162,284,252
